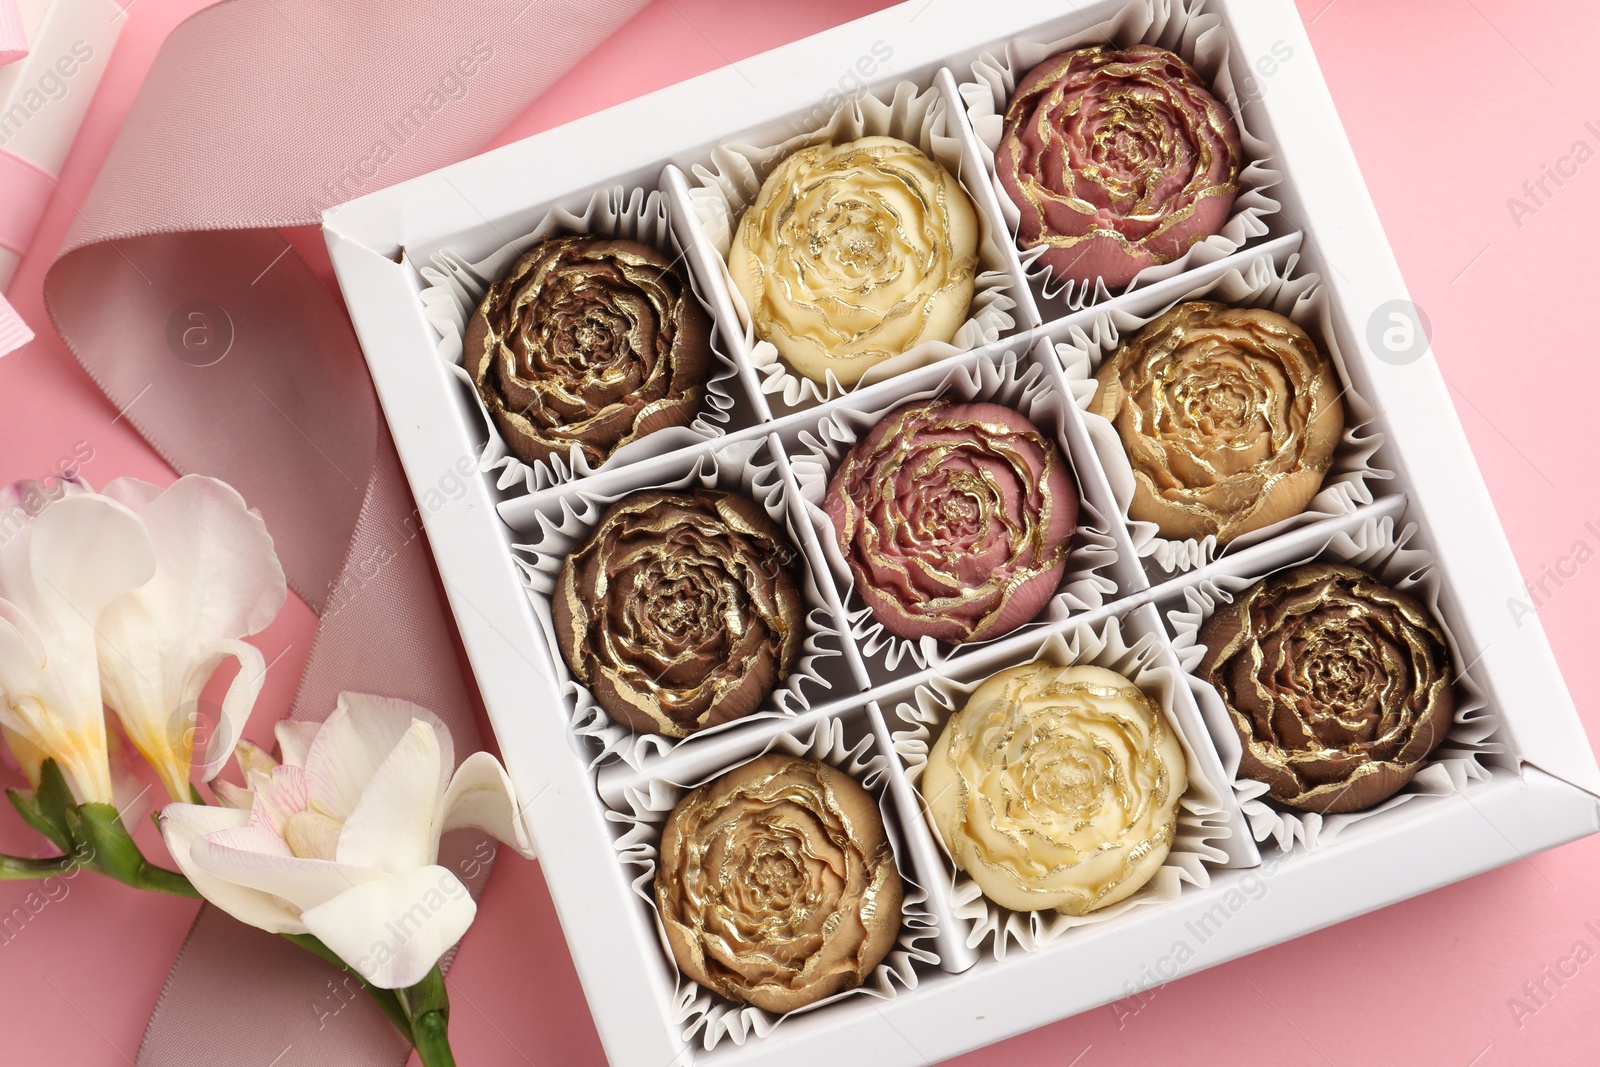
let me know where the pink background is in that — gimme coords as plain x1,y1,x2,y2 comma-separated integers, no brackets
2,0,1597,1064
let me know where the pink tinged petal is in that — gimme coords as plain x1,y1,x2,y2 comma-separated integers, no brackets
337,721,442,874
203,823,294,858
304,694,452,820
300,866,477,989
211,779,254,810
246,764,309,836
160,803,305,935
274,720,321,769
438,751,535,858
187,834,383,915
0,476,91,517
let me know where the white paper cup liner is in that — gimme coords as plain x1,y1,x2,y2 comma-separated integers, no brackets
686,79,1018,411
1165,512,1501,853
1056,251,1387,576
510,437,846,770
607,713,940,1050
958,0,1283,313
789,348,1121,678
417,184,744,494
885,614,1230,960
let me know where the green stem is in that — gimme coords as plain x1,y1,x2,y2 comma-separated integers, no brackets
409,1009,456,1067
124,861,203,897
281,933,412,1038
0,851,84,880
396,966,455,1067
67,804,201,898
4,761,454,1062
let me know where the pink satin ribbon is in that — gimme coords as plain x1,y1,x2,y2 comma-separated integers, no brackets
0,295,30,354
0,149,54,257
0,147,46,357
41,0,649,1062
0,0,24,66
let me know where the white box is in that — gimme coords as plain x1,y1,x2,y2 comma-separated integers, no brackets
322,2,1600,1063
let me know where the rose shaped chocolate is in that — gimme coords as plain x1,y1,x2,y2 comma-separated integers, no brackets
924,663,1186,914
825,400,1077,644
465,234,712,469
729,135,979,387
1090,301,1344,543
997,45,1242,288
551,489,804,738
1197,563,1454,814
655,754,904,1013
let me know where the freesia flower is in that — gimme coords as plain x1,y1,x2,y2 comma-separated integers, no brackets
94,476,286,801
0,482,157,803
160,693,534,988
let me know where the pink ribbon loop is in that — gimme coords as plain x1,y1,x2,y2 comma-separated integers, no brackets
41,1,650,1062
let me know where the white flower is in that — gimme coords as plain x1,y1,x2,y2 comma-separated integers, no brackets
160,693,534,989
0,484,156,804
94,476,286,801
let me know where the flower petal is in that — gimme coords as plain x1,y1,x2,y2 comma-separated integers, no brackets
338,721,442,874
96,476,163,512
211,779,254,810
110,475,287,639
304,694,451,820
199,638,267,781
438,751,534,858
246,763,309,836
30,494,156,621
300,866,476,989
160,803,305,934
274,720,321,769
188,834,382,914
0,605,112,804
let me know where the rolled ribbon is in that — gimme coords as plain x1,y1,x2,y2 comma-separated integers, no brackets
0,0,24,66
0,150,40,353
41,1,650,1064
0,149,52,258
0,292,29,355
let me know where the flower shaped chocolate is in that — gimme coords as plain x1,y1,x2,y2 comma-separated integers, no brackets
655,754,904,1014
729,135,979,387
924,663,1186,914
465,234,712,469
1090,301,1344,543
825,400,1077,644
551,489,803,738
1198,563,1454,814
997,45,1242,288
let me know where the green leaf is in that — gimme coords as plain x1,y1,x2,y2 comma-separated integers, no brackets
23,760,78,851
6,788,72,853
